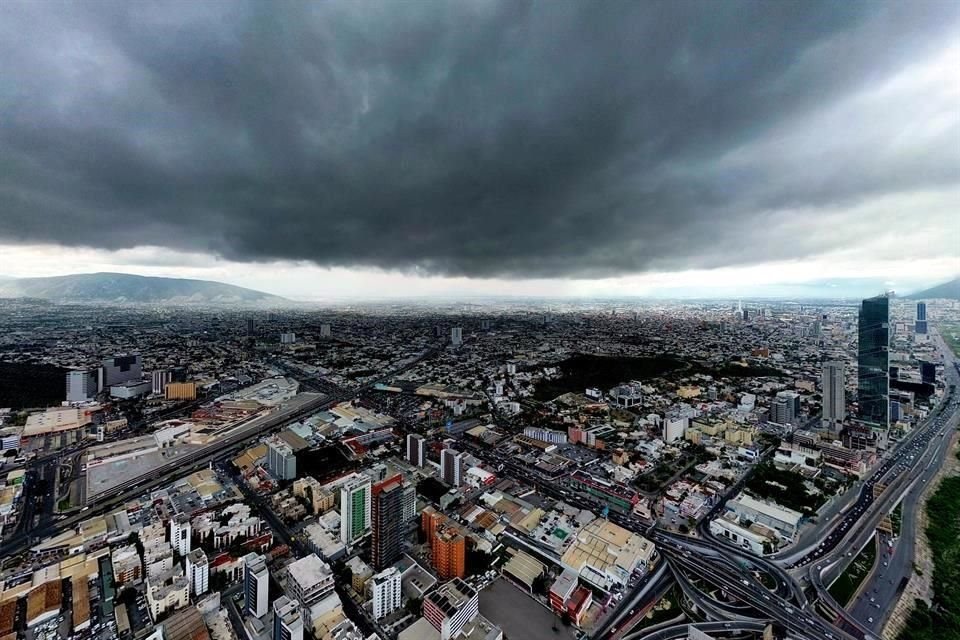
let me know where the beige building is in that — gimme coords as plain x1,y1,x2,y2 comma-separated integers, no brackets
165,382,197,401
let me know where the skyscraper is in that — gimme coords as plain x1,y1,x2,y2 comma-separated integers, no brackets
406,433,426,467
450,326,463,347
915,302,928,334
243,553,269,618
821,361,845,433
858,295,889,430
340,475,372,544
371,475,404,569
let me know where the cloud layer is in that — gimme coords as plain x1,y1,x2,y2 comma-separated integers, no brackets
1,0,958,279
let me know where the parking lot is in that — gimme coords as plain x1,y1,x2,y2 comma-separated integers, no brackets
479,578,578,640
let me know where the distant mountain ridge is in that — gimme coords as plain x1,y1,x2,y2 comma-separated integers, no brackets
903,277,960,300
0,272,288,305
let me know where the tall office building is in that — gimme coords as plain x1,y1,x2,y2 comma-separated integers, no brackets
371,475,404,569
320,323,332,338
450,327,463,347
246,318,256,336
340,475,372,544
101,355,142,387
272,596,304,640
858,295,890,430
771,390,801,426
821,361,846,433
371,567,403,620
185,549,209,597
406,433,426,467
243,553,269,618
66,370,98,402
915,302,928,334
440,448,463,487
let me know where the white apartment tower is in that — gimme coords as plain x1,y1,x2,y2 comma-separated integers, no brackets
340,475,372,544
170,514,191,557
273,596,304,640
371,567,403,620
185,549,209,597
243,553,270,618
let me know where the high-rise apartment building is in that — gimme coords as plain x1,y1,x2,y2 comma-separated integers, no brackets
450,327,463,347
421,507,466,580
170,514,191,557
406,433,426,467
243,553,269,618
272,596,304,640
440,449,463,487
267,437,297,480
66,370,98,402
372,475,404,570
320,323,331,338
915,302,928,334
402,483,416,523
371,567,402,620
185,549,209,597
287,554,335,608
821,361,846,432
340,475,372,544
423,578,479,640
858,295,890,430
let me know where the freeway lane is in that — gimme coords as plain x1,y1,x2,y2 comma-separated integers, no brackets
626,620,771,640
663,548,855,640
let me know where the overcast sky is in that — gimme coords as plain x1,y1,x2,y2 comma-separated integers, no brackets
1,1,958,299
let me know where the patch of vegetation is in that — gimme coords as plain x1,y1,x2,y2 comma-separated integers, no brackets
533,354,684,401
631,585,684,631
890,502,902,536
0,361,66,409
828,537,877,606
939,322,960,358
898,473,960,639
745,462,825,515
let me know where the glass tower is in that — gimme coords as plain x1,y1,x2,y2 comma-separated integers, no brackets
858,295,889,428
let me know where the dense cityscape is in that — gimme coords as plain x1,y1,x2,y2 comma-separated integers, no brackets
2,2,959,640
0,292,958,640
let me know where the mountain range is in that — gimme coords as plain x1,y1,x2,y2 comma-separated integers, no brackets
0,272,288,305
903,277,960,300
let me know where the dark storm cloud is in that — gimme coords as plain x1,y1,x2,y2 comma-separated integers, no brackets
1,0,958,278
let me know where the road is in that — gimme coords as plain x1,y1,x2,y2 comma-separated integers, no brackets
804,334,960,637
